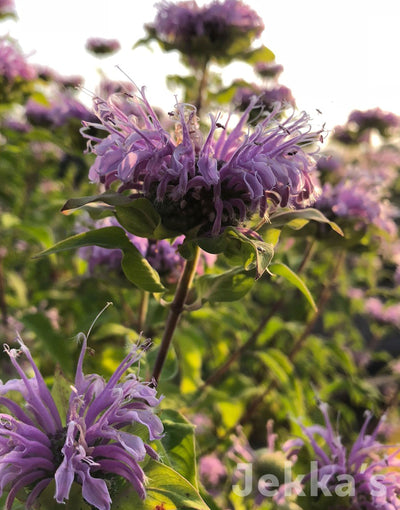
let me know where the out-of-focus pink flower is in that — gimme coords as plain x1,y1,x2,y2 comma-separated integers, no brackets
199,454,227,493
85,37,121,56
146,0,264,63
365,297,400,328
254,61,284,79
26,93,97,128
234,83,295,113
0,37,36,83
0,0,15,19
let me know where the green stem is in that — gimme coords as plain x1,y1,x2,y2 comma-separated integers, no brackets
195,59,209,115
0,256,8,326
137,290,149,333
152,246,200,384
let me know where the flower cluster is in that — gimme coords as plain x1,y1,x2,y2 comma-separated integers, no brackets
85,37,121,56
234,83,295,115
199,454,227,495
315,179,398,235
229,421,299,506
82,87,321,236
26,92,97,129
0,36,36,84
0,0,15,19
146,0,264,63
34,64,83,88
364,297,400,329
333,108,400,144
288,402,400,509
315,142,399,237
0,335,163,510
348,107,400,136
254,61,284,79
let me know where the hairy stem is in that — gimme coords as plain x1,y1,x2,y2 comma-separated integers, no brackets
152,246,200,383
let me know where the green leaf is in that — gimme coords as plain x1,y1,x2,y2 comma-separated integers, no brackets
239,45,275,64
157,409,198,488
268,208,344,236
268,262,317,311
34,227,165,293
21,313,73,372
113,458,209,510
61,191,133,214
51,367,72,426
115,198,180,239
197,227,274,279
34,480,91,509
256,349,294,385
196,267,255,303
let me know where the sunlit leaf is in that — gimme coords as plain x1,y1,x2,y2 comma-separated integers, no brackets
50,367,71,426
268,262,317,311
113,459,209,510
238,44,275,64
256,349,294,385
157,409,198,488
196,267,255,303
61,191,133,215
115,198,180,239
197,227,274,279
268,208,344,236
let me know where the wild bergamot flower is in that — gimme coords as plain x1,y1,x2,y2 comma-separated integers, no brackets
82,86,321,236
0,334,163,510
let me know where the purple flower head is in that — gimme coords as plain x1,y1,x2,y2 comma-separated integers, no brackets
82,86,321,236
0,37,36,84
315,177,398,235
254,61,284,79
34,64,60,82
58,74,84,89
316,153,343,174
199,454,227,494
97,77,136,99
332,124,361,145
0,334,163,510
0,0,15,19
348,107,400,137
288,402,400,509
26,92,97,129
34,64,83,88
2,117,31,133
85,37,121,56
365,297,400,329
148,0,264,63
229,421,301,505
234,83,295,116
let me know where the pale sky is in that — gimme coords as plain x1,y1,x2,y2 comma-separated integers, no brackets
2,0,400,132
